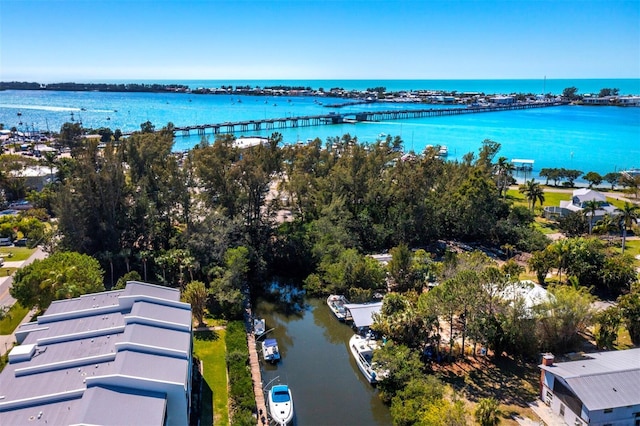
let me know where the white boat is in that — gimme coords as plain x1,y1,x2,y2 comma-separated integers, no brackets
327,294,349,321
262,338,281,363
349,333,387,384
268,384,294,425
253,318,266,336
438,146,448,157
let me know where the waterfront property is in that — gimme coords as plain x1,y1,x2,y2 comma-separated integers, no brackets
543,188,616,222
0,281,193,425
539,348,640,426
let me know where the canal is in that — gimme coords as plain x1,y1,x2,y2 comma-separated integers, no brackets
255,287,392,426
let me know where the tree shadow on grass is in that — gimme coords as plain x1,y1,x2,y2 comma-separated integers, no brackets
434,355,539,408
194,330,220,342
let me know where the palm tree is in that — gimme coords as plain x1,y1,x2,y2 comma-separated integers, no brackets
494,156,515,198
615,202,640,253
593,214,618,237
582,200,601,234
474,397,502,426
519,179,545,212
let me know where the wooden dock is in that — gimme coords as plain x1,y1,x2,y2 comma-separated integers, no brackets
244,299,268,425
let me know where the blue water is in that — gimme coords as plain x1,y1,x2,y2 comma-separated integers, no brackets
1,80,639,177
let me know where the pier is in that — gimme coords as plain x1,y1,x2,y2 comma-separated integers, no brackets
124,101,566,137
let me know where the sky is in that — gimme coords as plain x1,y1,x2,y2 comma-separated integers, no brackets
1,0,639,82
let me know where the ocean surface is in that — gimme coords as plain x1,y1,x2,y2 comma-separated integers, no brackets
1,79,639,178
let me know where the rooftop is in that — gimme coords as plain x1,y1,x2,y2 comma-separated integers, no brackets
540,348,640,411
0,281,192,426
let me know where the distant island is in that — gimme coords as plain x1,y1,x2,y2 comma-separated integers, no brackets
1,81,637,106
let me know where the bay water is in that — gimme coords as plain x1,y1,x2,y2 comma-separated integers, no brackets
1,79,639,177
256,290,392,426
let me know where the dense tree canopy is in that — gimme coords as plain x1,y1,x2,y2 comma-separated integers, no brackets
11,251,104,310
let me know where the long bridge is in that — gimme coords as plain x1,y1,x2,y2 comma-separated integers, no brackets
134,101,567,137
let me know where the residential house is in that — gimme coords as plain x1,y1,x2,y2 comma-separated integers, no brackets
0,281,193,425
544,188,616,223
539,348,640,425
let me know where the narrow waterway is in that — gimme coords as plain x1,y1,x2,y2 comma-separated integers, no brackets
255,289,392,426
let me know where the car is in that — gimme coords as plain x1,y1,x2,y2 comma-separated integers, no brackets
0,237,12,246
14,238,28,247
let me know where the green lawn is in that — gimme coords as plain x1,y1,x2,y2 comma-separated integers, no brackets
0,247,36,262
617,239,640,258
0,303,30,335
194,329,229,426
506,188,571,209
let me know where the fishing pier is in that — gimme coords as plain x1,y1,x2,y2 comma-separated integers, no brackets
143,101,566,137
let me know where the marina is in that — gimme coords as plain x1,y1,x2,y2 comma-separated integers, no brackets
256,294,392,425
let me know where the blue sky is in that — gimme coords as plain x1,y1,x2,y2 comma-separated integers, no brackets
1,0,638,81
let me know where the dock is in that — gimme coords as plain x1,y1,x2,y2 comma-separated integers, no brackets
244,299,268,425
122,101,567,137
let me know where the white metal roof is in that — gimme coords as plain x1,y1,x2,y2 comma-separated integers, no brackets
344,302,383,328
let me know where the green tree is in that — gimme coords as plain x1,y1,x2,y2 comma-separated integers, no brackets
11,251,104,311
583,171,602,188
474,397,502,426
582,199,601,234
561,86,579,100
493,156,515,198
594,306,621,350
603,172,621,190
534,284,595,352
373,342,424,404
209,246,249,319
388,243,415,291
558,211,589,237
618,285,640,345
518,179,545,212
615,202,639,253
389,376,445,426
182,280,209,327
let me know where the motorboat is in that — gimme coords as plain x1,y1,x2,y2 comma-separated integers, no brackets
327,294,349,321
349,333,387,384
438,146,448,157
262,338,281,363
268,384,294,425
253,318,266,337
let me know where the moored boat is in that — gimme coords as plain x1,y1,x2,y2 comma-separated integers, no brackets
253,317,266,337
327,294,349,321
268,384,294,425
262,338,281,363
349,333,387,384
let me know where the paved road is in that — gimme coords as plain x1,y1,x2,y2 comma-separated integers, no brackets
0,246,48,356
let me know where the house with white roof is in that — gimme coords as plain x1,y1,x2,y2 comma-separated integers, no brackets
0,281,193,425
539,348,640,425
544,188,617,223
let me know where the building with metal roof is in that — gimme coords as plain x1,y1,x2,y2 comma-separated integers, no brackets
344,302,383,329
0,281,193,426
539,348,640,425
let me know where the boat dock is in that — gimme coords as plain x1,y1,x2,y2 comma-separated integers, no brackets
244,301,268,425
123,101,567,137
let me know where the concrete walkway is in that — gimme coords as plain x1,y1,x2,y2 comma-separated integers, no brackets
528,400,568,426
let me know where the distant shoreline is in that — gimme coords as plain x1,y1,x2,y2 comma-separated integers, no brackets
2,78,639,97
